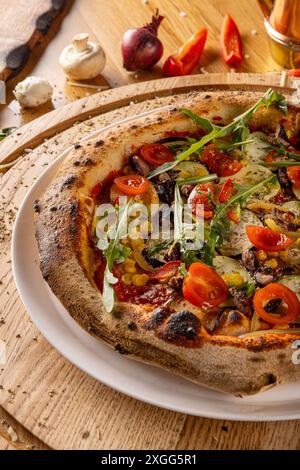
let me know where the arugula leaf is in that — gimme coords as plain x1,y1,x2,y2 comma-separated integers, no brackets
203,174,276,265
146,240,170,257
264,90,288,115
264,161,300,167
180,108,219,133
216,138,253,151
102,200,131,312
262,142,300,161
176,173,218,186
148,89,287,180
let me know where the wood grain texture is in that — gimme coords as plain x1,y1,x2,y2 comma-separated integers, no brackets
0,0,72,81
0,406,49,450
0,72,297,170
0,76,299,450
0,0,282,130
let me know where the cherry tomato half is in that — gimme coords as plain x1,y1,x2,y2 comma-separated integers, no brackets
140,143,174,166
226,208,239,224
188,183,215,219
253,283,300,325
218,159,242,177
219,178,236,203
183,262,228,308
201,145,242,177
287,166,300,188
114,175,149,195
246,226,293,252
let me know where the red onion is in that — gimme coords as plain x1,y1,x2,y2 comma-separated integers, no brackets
121,10,164,71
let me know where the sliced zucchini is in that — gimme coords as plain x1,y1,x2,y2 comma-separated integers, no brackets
293,184,300,201
282,200,300,223
278,275,300,300
213,256,251,283
279,246,300,267
230,163,280,203
176,161,208,179
220,209,262,256
245,132,269,164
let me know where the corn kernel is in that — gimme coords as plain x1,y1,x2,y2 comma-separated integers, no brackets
132,273,149,286
124,265,137,273
265,218,279,231
264,258,278,269
122,273,133,285
267,251,279,257
257,250,267,262
296,238,300,246
279,250,290,261
122,165,132,175
124,258,136,266
222,272,244,288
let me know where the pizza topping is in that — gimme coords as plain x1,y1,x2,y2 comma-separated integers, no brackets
114,175,150,195
254,266,275,286
200,145,242,177
154,173,175,205
219,178,236,203
287,166,300,188
140,143,174,166
149,261,182,282
129,155,150,176
182,262,228,308
246,226,293,252
253,283,300,325
90,89,300,334
188,182,215,219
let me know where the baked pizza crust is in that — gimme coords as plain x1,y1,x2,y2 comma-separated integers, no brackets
34,91,300,395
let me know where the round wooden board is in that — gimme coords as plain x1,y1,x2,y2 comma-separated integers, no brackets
1,74,300,450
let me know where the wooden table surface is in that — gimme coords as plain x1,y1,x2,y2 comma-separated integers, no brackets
1,0,298,451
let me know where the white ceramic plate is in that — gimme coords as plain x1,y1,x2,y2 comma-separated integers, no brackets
12,110,300,421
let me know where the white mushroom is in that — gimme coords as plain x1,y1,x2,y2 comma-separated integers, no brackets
59,33,106,80
13,76,53,108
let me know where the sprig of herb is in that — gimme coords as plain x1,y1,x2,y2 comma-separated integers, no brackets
146,240,170,257
102,200,132,312
179,108,219,133
203,174,276,265
176,173,218,186
263,141,300,161
264,161,300,167
148,89,287,180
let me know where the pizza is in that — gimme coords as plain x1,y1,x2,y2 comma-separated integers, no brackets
35,90,300,395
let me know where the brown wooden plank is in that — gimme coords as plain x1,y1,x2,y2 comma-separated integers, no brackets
0,72,296,170
0,0,72,82
0,0,283,130
0,406,49,450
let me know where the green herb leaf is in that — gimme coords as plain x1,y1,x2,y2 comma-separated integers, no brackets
180,108,219,133
262,141,300,161
102,200,132,312
264,161,300,167
146,240,170,257
176,173,218,186
148,89,285,180
203,174,276,265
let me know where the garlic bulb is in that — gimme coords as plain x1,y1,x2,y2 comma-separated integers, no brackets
13,76,53,108
59,33,106,80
